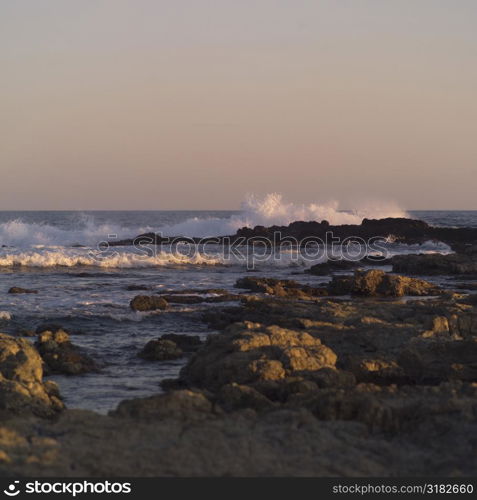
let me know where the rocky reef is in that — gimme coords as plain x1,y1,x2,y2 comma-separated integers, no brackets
110,217,477,248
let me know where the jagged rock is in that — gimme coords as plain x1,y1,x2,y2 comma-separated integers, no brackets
8,287,38,294
36,330,98,375
0,333,63,416
180,322,337,391
328,269,441,297
130,295,168,312
138,339,182,361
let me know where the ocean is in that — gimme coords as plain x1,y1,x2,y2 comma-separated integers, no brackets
0,203,475,413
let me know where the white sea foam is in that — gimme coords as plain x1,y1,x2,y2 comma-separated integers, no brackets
0,249,223,268
0,239,451,269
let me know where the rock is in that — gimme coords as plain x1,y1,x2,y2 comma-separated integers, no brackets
217,383,276,412
130,295,168,312
160,334,202,352
111,390,213,421
35,330,98,375
328,269,442,297
0,333,63,416
392,253,477,276
399,339,477,383
8,287,38,294
180,322,337,391
138,339,182,361
235,277,327,299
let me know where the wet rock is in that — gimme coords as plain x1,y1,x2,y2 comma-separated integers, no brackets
36,330,98,375
8,287,38,294
160,334,202,352
392,253,477,276
138,339,183,361
180,322,337,391
130,295,168,312
328,269,442,297
0,333,63,416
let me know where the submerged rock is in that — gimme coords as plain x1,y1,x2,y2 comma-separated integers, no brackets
8,287,38,294
138,339,183,361
0,333,63,416
130,295,168,312
328,269,442,297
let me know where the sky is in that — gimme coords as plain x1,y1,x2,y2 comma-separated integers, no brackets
1,0,476,210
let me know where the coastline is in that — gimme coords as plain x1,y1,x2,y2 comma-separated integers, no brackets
0,219,476,476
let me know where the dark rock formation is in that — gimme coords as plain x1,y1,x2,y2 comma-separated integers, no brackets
109,217,477,248
130,295,168,312
392,253,477,275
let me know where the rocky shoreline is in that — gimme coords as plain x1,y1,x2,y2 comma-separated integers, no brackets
1,222,477,476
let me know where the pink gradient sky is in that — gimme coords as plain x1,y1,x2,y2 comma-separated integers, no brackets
1,0,476,210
